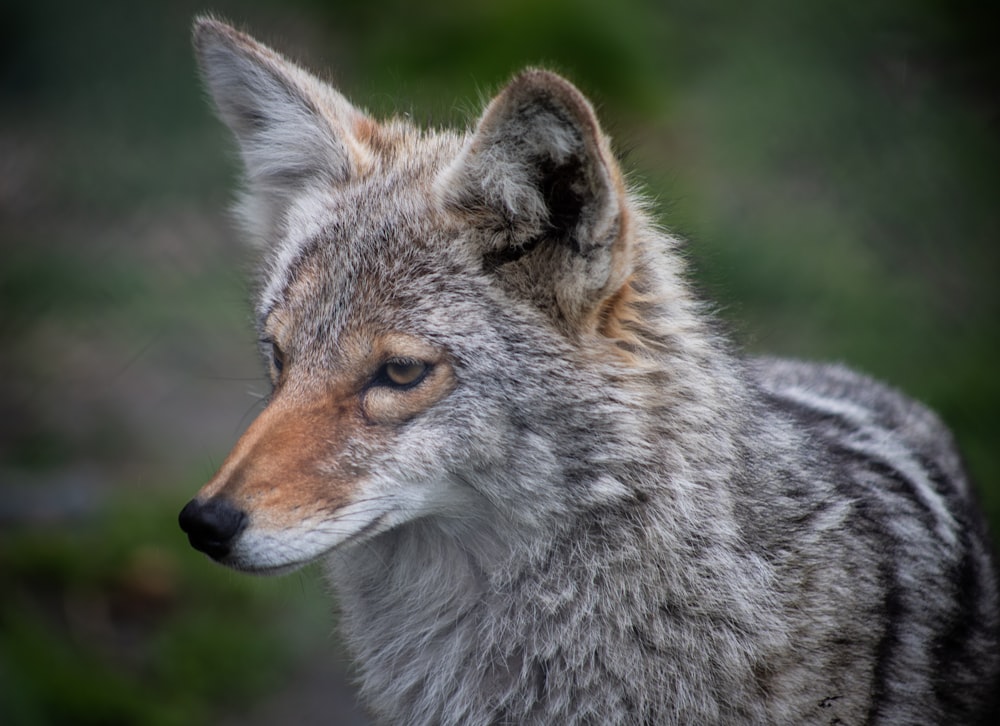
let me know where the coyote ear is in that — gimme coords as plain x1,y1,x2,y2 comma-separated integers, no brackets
437,70,629,333
193,17,369,244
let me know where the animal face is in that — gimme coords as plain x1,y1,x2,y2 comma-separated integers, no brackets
179,19,644,572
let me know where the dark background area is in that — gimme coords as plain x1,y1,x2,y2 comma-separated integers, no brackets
2,0,997,723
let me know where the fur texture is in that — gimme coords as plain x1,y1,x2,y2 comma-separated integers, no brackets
179,17,1000,724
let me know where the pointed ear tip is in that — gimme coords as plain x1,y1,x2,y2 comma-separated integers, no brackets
504,68,592,109
192,14,221,37
508,68,568,92
191,15,242,52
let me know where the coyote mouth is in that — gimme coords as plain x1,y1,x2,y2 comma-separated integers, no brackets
221,511,393,576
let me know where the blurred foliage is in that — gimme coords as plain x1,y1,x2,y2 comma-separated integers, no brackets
0,493,329,725
1,0,997,722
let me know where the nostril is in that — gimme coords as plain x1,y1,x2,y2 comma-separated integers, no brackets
178,497,248,560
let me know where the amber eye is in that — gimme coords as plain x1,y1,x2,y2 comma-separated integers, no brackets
381,358,428,389
271,342,286,374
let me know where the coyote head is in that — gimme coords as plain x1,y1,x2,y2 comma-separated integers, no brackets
179,18,677,574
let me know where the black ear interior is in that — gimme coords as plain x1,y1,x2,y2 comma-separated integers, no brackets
539,153,587,249
481,152,588,273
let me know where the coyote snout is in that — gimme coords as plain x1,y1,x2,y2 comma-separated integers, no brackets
182,16,999,725
179,386,360,572
182,318,460,573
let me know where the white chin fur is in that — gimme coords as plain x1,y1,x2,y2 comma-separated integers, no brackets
221,496,413,574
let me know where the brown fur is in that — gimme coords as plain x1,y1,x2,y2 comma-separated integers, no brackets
199,389,361,525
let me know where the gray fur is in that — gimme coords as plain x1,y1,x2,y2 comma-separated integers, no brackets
185,17,1000,725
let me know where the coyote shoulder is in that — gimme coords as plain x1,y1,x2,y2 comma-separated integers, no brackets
179,17,1000,725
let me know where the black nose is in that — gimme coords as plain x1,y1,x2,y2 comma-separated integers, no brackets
178,497,248,560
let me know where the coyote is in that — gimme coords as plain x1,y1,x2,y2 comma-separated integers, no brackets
179,17,999,724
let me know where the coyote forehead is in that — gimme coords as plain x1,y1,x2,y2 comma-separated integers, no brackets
256,126,467,330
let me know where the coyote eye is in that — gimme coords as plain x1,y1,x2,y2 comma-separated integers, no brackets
380,358,428,389
271,342,286,374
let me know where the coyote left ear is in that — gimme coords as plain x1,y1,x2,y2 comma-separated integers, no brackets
437,70,630,333
193,17,370,246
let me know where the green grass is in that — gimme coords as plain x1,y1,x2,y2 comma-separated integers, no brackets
0,492,331,726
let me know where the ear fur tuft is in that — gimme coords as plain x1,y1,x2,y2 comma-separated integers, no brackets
193,17,370,244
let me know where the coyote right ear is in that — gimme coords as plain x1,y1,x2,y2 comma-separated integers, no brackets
437,70,630,334
193,17,370,244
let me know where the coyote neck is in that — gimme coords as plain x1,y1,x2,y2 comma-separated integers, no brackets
326,422,783,725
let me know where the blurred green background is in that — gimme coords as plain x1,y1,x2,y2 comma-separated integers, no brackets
2,0,997,723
